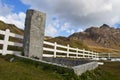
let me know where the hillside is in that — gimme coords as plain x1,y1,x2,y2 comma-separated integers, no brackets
45,36,90,50
69,24,120,53
0,20,24,51
0,20,23,35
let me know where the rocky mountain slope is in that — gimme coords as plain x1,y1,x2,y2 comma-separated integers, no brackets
69,24,120,52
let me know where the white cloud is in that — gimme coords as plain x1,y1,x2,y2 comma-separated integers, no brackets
69,29,75,34
77,28,84,32
52,20,60,28
0,1,25,29
21,0,120,28
60,23,70,31
1,0,120,37
0,0,13,16
67,29,75,34
0,12,25,29
45,21,74,37
45,24,57,37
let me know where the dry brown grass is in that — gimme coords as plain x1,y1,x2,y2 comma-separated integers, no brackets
89,46,120,57
89,46,120,53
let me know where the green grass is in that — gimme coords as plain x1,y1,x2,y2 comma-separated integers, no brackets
98,62,120,80
0,55,78,80
79,61,120,80
0,55,62,80
0,55,120,80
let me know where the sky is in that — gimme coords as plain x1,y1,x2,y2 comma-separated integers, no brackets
0,0,120,37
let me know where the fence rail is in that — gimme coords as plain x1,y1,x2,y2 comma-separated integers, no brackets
0,29,23,55
43,41,98,58
0,29,99,59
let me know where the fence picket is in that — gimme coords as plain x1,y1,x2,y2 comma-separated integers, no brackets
0,50,2,54
67,44,69,57
2,29,10,55
83,49,85,58
76,48,78,58
54,42,57,58
0,40,4,44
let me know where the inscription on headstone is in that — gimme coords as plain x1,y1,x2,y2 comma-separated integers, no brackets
23,9,46,59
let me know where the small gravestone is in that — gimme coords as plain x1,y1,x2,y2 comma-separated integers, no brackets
23,9,46,60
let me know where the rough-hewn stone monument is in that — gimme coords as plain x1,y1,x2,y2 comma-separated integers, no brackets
23,9,46,59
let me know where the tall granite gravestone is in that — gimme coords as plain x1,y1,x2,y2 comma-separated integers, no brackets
23,9,46,59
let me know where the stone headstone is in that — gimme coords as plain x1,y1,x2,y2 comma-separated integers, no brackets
23,9,46,59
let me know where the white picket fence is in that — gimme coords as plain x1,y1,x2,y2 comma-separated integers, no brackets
0,29,23,55
43,41,98,58
0,29,99,59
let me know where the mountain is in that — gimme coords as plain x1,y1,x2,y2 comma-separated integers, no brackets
44,36,53,40
69,24,120,53
0,20,23,35
45,36,90,50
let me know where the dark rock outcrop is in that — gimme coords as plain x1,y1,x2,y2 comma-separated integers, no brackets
69,24,120,49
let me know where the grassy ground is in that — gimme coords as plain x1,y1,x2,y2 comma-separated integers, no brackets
0,55,63,80
89,46,120,53
99,62,120,80
0,54,120,80
80,61,120,80
0,55,78,80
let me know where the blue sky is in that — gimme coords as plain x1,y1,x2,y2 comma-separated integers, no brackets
0,0,120,37
1,0,28,13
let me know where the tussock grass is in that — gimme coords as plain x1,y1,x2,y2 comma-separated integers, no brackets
0,55,78,80
0,55,120,80
89,46,120,53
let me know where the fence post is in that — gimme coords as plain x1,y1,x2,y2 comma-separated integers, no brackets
96,53,98,58
83,49,85,58
91,51,94,59
2,29,10,55
54,42,57,58
95,53,97,58
76,48,78,58
97,53,99,58
93,52,95,58
108,53,110,59
67,44,69,57
88,51,90,58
